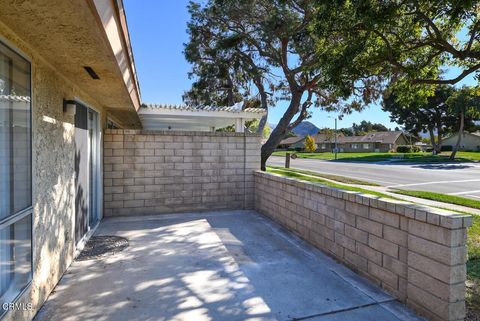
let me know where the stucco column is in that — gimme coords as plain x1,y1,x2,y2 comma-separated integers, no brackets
235,118,245,132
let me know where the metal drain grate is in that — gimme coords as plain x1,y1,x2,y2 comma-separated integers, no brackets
77,236,129,261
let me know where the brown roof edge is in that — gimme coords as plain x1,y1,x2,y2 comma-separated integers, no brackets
86,0,142,111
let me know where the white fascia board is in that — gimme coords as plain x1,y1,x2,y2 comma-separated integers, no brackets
138,109,264,120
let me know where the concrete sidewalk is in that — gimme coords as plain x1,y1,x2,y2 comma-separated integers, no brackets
34,211,423,321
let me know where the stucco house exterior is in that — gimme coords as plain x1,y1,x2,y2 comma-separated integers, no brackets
277,135,304,149
442,132,480,151
0,1,141,320
0,3,264,320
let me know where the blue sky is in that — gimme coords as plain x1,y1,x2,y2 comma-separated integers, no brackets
124,1,476,130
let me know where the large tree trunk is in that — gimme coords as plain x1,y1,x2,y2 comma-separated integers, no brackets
428,129,438,155
260,93,303,170
256,112,268,136
450,111,464,160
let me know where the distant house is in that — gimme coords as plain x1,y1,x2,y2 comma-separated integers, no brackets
277,131,411,152
277,136,305,149
336,131,411,152
442,132,480,151
313,132,345,151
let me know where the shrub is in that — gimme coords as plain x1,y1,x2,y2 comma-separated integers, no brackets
441,145,453,152
396,145,411,153
396,145,421,153
304,135,317,153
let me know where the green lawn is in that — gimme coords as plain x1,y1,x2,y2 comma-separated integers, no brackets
467,215,480,312
391,190,480,210
271,151,480,163
268,165,379,186
266,167,396,200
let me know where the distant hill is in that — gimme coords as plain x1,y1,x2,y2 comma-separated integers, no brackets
270,121,319,137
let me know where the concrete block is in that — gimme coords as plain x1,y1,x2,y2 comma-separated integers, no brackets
407,283,466,321
382,255,407,278
368,235,399,258
383,225,408,247
356,242,382,265
369,208,400,228
356,217,383,237
408,267,466,303
408,235,467,266
346,201,369,217
345,225,368,244
407,251,466,284
368,262,398,289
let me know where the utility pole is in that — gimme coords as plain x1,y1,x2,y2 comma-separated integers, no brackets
334,118,338,160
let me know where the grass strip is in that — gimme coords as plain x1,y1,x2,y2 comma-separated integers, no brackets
271,151,479,162
391,190,480,210
268,165,379,186
266,167,395,200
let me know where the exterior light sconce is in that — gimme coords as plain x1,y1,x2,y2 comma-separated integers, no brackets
63,99,77,116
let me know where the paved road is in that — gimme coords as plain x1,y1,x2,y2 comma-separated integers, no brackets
268,156,480,200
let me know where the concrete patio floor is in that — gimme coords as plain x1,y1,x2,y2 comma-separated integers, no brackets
34,211,424,321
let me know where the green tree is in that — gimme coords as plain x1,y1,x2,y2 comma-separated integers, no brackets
382,86,458,154
383,86,480,155
304,135,317,153
312,1,480,93
352,121,389,135
184,0,373,170
246,119,272,139
446,87,480,159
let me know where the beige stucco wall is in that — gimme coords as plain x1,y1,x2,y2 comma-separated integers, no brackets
0,21,108,321
443,133,480,151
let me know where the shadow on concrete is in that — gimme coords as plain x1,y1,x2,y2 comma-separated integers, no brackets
34,211,423,321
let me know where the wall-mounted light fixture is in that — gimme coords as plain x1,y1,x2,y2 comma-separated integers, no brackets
63,99,76,116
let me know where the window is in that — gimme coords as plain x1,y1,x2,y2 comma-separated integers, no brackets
0,40,32,312
363,144,369,149
321,144,326,150
352,144,359,149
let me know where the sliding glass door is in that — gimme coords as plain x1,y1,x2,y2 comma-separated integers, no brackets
74,103,100,245
0,41,32,314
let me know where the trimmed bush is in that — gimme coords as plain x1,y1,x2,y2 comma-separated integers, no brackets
304,135,317,153
441,145,453,152
396,145,421,153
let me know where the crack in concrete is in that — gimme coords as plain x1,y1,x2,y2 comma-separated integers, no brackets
289,299,397,321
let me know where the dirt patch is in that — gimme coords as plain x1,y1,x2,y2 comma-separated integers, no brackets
77,235,129,261
467,278,480,321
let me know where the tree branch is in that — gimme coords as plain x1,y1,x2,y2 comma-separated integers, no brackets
412,63,480,84
287,90,313,130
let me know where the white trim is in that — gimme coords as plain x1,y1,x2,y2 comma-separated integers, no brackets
0,34,32,62
0,38,34,317
73,221,100,259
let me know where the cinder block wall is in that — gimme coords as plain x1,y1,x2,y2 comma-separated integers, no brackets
103,129,261,216
255,171,472,321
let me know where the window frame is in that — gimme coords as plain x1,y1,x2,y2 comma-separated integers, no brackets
0,37,33,317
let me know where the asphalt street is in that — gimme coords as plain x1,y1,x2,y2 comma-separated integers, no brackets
268,156,480,200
